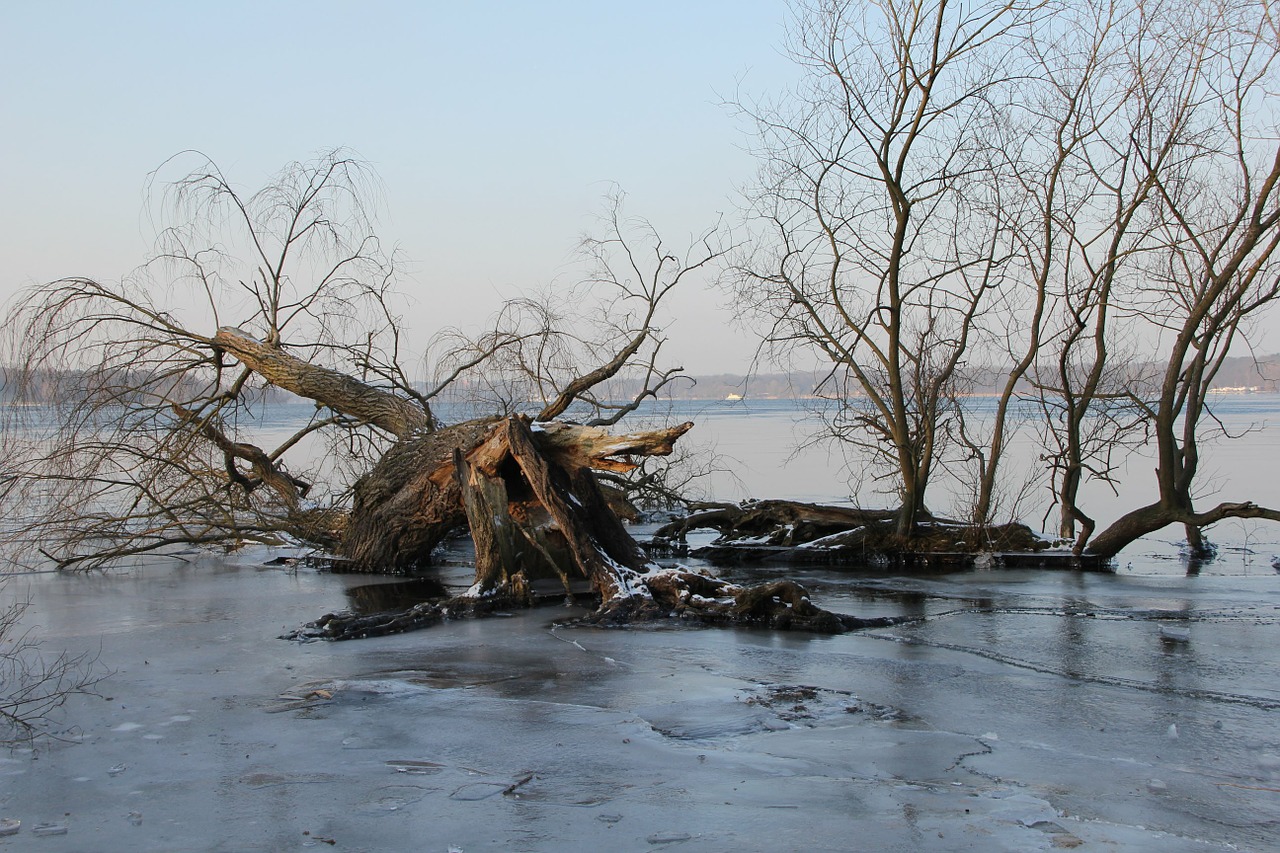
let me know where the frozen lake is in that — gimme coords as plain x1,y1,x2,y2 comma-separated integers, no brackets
2,396,1280,850
3,553,1278,851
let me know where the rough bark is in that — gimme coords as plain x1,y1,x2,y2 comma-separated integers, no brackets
213,327,432,438
1086,500,1280,559
341,418,500,571
340,418,693,573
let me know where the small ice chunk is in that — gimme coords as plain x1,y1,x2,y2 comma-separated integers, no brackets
1147,779,1168,794
647,832,693,844
1159,624,1191,642
32,823,69,837
991,792,1059,827
108,763,128,777
0,819,19,837
1167,723,1179,740
112,722,143,732
980,732,999,741
127,812,143,826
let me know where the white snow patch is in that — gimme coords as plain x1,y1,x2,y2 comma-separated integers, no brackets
462,582,500,599
797,527,866,549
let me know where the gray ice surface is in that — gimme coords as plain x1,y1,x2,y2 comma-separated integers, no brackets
2,548,1279,852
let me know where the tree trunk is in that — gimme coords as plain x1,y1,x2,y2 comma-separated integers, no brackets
1083,502,1177,559
1086,499,1280,559
340,417,693,572
213,327,433,438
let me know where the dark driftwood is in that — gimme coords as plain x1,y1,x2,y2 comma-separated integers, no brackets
286,572,904,641
655,500,902,546
653,499,1086,569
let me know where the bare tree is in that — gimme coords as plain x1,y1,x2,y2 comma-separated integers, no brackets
729,0,1280,559
1001,0,1163,552
1081,0,1280,557
732,0,1047,537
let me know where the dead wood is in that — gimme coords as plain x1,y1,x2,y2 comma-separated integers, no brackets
655,500,902,546
342,418,502,572
287,569,903,641
288,416,899,640
655,499,1054,566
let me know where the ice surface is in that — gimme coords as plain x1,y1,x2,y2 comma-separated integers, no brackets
1,551,1277,851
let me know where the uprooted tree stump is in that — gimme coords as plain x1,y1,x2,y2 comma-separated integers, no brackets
287,417,901,640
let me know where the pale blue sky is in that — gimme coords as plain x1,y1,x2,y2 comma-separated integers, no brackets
3,1,797,373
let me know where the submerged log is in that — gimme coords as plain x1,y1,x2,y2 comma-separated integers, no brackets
653,499,1075,569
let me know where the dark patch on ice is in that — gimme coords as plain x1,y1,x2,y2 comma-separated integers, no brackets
450,781,513,801
357,785,432,812
240,771,342,788
636,683,916,741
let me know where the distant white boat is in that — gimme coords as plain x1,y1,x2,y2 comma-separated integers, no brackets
724,393,743,401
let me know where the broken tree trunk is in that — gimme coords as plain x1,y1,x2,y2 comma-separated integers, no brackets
289,416,900,640
340,417,696,572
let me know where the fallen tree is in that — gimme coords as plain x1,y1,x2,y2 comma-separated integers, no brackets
192,330,888,635
0,152,894,638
